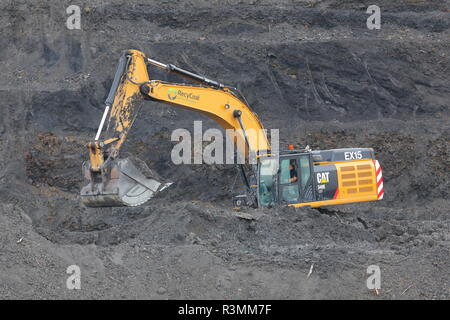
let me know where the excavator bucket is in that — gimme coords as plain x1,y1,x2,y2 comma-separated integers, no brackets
80,157,172,207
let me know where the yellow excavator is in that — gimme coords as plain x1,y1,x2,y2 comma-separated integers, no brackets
81,49,384,208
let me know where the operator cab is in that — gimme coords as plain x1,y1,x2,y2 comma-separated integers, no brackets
257,151,314,207
257,147,377,208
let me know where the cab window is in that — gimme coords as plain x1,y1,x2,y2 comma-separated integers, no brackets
299,156,311,190
258,158,278,206
279,158,300,203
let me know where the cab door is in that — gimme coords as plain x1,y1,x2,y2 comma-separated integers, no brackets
298,154,315,202
278,154,315,205
278,155,301,204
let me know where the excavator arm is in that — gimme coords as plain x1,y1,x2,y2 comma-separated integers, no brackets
81,49,270,207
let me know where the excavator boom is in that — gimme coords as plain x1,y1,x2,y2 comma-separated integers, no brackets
81,49,270,207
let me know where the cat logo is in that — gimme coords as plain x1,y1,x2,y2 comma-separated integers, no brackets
317,172,330,184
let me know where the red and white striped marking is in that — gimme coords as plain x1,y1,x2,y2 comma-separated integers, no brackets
374,160,384,200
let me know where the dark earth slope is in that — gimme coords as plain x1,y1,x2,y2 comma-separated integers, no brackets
0,0,449,299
